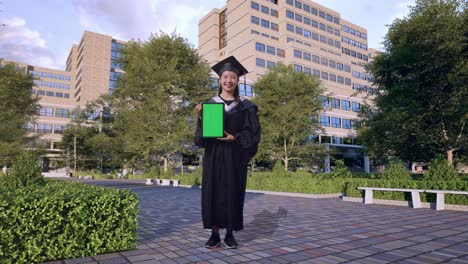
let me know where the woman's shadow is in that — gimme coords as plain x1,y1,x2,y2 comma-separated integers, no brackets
242,207,288,243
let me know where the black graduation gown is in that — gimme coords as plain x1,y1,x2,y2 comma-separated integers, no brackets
194,96,261,231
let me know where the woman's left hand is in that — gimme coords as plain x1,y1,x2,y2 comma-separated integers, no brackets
217,131,235,142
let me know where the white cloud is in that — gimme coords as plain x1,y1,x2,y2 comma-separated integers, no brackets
0,16,63,68
71,0,224,46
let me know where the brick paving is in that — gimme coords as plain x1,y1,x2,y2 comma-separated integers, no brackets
42,180,468,264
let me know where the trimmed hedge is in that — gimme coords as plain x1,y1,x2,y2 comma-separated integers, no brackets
0,180,139,264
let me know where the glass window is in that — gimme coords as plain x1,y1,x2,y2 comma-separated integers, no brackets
332,136,342,144
331,98,340,108
251,1,259,10
295,0,302,9
334,41,341,48
327,26,333,33
267,45,275,55
287,23,294,32
345,78,351,85
313,69,320,77
336,63,343,70
64,93,70,99
286,0,293,5
271,22,278,31
332,117,341,128
321,116,330,127
271,9,278,17
48,73,55,78
304,30,311,38
295,13,302,22
337,76,344,84
37,124,53,133
342,100,351,111
326,14,333,22
295,26,303,35
294,64,302,72
256,42,265,52
344,65,351,72
303,52,311,61
294,49,302,58
251,16,260,25
334,17,340,24
312,55,320,63
55,108,70,118
312,33,319,40
55,92,64,98
311,8,318,15
261,19,270,28
320,35,326,43
319,11,325,18
319,23,326,31
321,71,328,80
46,91,54,97
311,20,318,28
352,102,361,112
54,125,67,134
327,38,334,46
267,61,276,69
304,67,311,74
256,58,266,67
277,48,285,57
329,60,336,68
261,5,269,14
286,10,294,19
334,29,340,36
321,58,328,66
342,119,352,129
330,74,336,82
39,107,53,116
303,4,310,12
321,96,330,107
38,90,46,95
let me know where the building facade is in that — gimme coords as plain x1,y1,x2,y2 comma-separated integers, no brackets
198,0,376,172
9,31,125,171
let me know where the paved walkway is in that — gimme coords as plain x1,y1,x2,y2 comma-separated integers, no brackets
44,180,468,264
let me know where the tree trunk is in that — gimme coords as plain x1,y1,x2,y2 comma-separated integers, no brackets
447,148,458,167
163,157,168,173
180,155,184,176
284,139,288,171
73,135,77,176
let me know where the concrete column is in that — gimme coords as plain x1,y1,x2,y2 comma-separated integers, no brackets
364,155,370,173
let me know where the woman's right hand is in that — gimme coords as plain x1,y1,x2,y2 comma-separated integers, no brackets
195,103,202,113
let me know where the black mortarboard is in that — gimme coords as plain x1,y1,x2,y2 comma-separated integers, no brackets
211,56,248,78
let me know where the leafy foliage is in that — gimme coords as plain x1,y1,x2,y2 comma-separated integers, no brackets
424,155,460,181
0,62,40,166
253,63,325,171
0,181,139,263
112,32,212,172
2,151,44,188
380,159,412,180
359,0,467,164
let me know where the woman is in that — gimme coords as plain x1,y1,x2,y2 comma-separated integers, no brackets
195,56,261,249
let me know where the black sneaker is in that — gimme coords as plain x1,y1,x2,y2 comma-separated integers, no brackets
224,234,238,249
205,233,221,248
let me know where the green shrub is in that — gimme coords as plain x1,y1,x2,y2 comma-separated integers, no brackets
424,155,459,181
381,159,411,180
0,180,139,264
328,160,352,179
272,160,287,177
2,151,44,188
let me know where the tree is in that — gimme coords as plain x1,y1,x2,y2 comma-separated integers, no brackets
0,62,39,167
253,63,325,171
360,0,467,166
112,32,212,172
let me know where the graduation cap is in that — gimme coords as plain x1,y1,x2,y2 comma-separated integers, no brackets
211,56,248,78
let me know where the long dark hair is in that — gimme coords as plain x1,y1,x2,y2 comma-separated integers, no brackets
218,81,241,103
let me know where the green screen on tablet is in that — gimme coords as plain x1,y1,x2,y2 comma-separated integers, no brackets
202,103,224,138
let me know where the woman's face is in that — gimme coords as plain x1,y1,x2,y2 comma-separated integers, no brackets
220,70,239,94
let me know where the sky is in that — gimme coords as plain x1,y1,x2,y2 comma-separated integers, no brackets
0,0,415,70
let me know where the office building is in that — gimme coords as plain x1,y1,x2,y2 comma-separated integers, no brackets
198,0,377,172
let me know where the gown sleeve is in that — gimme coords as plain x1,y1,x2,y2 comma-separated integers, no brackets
194,114,207,148
235,106,261,163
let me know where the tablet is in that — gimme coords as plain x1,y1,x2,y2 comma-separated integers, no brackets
202,103,224,138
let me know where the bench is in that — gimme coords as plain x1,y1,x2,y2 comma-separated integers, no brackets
147,178,180,187
357,187,424,208
425,190,468,210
